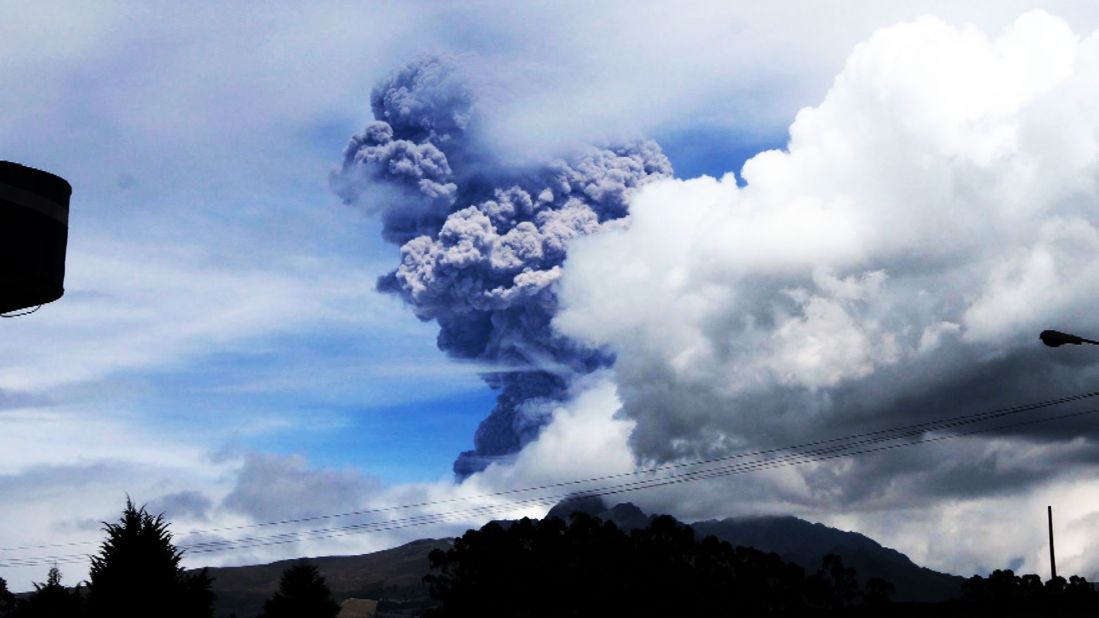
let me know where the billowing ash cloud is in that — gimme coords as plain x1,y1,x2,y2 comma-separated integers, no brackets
333,56,672,477
556,12,1099,502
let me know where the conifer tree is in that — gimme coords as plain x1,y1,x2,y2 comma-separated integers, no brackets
86,498,214,618
0,576,16,617
13,567,84,618
257,563,339,618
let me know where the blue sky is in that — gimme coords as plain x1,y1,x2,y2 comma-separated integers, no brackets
5,0,1099,593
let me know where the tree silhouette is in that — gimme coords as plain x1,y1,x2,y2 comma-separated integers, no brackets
86,498,214,618
11,567,85,618
805,553,863,613
257,563,340,618
958,569,1099,617
424,512,882,617
863,577,895,608
0,576,15,617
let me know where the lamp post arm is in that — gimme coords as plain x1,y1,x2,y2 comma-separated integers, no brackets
1040,330,1099,347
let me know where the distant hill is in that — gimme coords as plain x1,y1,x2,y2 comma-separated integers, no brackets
692,515,964,603
202,538,450,618
546,497,964,603
201,500,964,616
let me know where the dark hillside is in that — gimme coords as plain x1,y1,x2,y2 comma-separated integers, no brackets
546,499,964,603
691,515,964,602
201,501,966,616
202,538,450,618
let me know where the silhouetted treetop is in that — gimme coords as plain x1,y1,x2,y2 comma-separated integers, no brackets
11,566,84,618
958,569,1099,617
0,576,14,617
86,497,213,618
257,563,339,618
424,511,887,617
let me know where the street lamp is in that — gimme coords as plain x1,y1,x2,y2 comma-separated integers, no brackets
1036,329,1098,585
1039,330,1099,348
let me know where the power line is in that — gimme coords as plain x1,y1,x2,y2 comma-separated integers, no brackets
179,406,1099,550
181,402,1099,552
3,399,1096,569
2,391,1094,563
18,387,1088,554
179,389,1094,535
7,406,1095,566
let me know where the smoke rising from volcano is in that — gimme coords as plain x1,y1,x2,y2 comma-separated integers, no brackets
333,56,672,477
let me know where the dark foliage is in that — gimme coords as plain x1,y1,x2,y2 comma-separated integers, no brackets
256,563,340,618
424,511,1099,618
10,567,84,618
86,498,214,618
863,577,896,608
0,576,15,617
954,569,1099,617
423,512,889,617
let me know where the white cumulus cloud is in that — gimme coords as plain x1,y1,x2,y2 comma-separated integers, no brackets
557,12,1099,485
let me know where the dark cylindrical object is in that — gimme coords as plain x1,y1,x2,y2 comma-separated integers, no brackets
0,161,71,314
1049,505,1057,581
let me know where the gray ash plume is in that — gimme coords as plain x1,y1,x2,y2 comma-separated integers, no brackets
332,56,671,477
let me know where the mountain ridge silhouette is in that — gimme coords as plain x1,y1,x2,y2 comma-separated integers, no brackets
203,499,964,616
542,497,963,603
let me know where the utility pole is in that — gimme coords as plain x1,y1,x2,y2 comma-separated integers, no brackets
1048,505,1057,580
